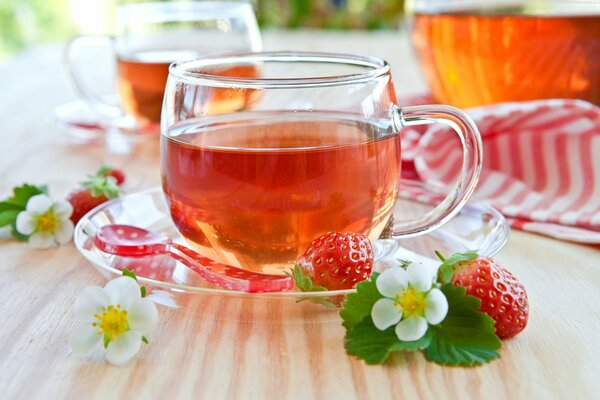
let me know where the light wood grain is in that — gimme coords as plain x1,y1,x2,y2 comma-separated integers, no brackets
1,30,599,400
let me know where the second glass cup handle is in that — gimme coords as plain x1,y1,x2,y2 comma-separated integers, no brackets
390,104,483,237
63,35,122,118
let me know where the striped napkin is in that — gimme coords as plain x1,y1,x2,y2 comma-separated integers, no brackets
401,98,600,243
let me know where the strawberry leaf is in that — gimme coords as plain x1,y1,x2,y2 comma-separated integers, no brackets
345,317,433,364
122,267,138,281
344,317,400,364
291,264,313,291
0,202,23,213
0,209,20,228
339,272,382,330
436,251,478,284
291,265,337,308
4,184,48,208
425,284,501,366
82,176,119,199
96,165,113,177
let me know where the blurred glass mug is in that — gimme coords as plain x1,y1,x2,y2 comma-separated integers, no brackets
407,0,600,108
64,1,262,130
161,52,483,272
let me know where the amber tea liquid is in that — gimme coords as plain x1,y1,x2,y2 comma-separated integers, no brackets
161,112,402,272
117,51,260,125
411,8,600,107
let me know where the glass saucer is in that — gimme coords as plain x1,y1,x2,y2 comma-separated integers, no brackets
54,100,159,152
74,182,508,322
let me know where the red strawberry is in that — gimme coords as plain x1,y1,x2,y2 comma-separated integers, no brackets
295,232,374,291
441,253,529,339
97,165,126,186
68,174,120,224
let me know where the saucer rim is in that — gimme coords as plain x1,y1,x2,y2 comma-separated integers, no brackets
73,183,509,298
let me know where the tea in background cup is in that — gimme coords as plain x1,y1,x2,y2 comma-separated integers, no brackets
161,52,484,273
65,1,262,129
407,0,600,107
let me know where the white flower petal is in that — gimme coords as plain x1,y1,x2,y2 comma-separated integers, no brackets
15,211,35,235
105,331,142,366
53,200,73,219
406,262,434,292
75,286,110,322
376,267,408,298
54,220,74,244
425,288,449,325
128,298,158,336
371,298,402,331
28,232,55,248
26,194,53,213
395,316,428,342
69,321,102,355
105,277,141,308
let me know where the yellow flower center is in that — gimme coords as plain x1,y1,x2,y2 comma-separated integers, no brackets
36,210,59,233
396,287,426,319
93,305,129,341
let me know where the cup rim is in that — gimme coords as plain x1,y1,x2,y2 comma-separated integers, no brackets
168,51,391,89
118,1,254,20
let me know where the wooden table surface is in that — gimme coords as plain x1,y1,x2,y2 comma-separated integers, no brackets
1,30,599,400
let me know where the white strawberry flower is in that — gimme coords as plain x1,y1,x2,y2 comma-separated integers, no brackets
69,276,158,365
15,194,74,248
371,262,448,342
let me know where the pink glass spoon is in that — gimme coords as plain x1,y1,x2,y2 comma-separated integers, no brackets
95,224,293,293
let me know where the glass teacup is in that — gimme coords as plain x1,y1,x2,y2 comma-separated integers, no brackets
161,52,483,273
65,1,262,130
407,0,600,107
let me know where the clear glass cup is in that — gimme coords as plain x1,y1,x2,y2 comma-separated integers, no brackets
64,1,262,130
161,52,483,273
406,0,600,107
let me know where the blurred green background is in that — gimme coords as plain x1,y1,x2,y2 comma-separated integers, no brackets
0,0,404,61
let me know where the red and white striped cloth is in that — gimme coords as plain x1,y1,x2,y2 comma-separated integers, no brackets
400,98,600,243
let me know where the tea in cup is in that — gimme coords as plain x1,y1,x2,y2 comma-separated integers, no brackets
161,52,483,273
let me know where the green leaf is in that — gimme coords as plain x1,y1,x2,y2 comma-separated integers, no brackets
339,272,382,330
82,176,119,199
140,286,147,298
345,317,401,364
8,184,48,206
391,329,433,352
103,335,111,349
0,201,23,213
0,209,20,227
142,336,149,344
345,317,433,364
291,264,313,291
291,264,337,308
425,284,501,366
436,251,478,284
122,268,138,282
5,184,48,208
96,165,113,177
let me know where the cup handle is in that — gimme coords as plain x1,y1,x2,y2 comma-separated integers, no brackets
63,35,122,118
390,104,483,237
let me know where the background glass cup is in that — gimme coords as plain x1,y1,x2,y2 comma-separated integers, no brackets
64,1,262,129
161,52,483,273
407,0,600,108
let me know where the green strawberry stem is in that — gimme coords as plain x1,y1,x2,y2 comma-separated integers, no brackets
435,250,446,262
